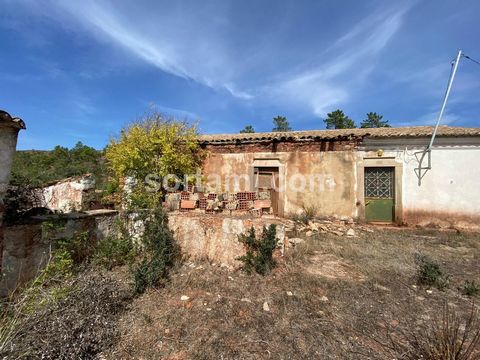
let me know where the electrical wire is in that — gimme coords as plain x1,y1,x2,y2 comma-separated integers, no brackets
463,54,480,66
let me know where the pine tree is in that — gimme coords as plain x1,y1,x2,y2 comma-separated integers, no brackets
360,112,391,128
272,116,292,132
240,125,255,133
323,109,356,129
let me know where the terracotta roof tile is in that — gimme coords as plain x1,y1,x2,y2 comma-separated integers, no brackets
198,126,480,144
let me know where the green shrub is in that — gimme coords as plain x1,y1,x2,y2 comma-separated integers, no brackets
237,225,278,275
93,235,136,270
415,254,450,290
33,229,93,287
59,231,93,265
13,231,94,314
132,206,180,294
104,178,120,195
41,221,94,268
463,280,480,297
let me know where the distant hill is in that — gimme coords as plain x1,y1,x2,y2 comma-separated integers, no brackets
10,142,107,188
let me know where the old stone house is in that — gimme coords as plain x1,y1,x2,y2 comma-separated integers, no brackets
199,126,480,228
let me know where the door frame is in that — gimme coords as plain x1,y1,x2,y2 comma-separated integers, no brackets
249,158,285,217
357,157,403,224
253,167,280,215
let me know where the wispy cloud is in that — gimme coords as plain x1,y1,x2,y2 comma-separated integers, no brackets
38,1,254,99
10,0,415,122
398,110,462,126
263,4,413,117
149,103,200,121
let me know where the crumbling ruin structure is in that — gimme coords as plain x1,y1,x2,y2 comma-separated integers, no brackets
0,110,25,275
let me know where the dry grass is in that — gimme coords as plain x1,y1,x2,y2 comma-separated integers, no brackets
3,227,479,359
102,227,479,359
1,270,132,359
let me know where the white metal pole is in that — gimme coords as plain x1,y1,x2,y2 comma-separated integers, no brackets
428,49,462,150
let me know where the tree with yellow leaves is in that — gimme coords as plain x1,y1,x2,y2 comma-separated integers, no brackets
105,110,204,207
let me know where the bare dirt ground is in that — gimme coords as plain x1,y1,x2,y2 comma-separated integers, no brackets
103,227,480,359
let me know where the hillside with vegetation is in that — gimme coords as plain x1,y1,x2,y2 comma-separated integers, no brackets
10,142,106,188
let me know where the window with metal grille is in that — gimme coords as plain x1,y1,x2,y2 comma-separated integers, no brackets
365,167,394,198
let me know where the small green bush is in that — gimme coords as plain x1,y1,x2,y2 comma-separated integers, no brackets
132,206,179,294
104,178,120,195
33,230,93,287
237,225,278,275
13,230,95,314
415,254,450,290
463,280,480,297
93,235,136,270
58,231,93,265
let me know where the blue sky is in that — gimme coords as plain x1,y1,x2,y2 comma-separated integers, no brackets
1,0,480,150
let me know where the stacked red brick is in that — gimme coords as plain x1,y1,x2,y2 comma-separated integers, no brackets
165,189,271,215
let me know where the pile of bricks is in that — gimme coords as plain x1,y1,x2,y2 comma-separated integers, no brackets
164,188,272,215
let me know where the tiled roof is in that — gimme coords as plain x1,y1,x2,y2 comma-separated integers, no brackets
198,126,480,144
0,110,26,129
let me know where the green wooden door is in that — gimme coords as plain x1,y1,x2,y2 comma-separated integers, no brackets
365,167,395,222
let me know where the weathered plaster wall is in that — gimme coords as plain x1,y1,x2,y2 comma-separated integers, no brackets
0,120,24,287
38,175,96,212
402,147,480,228
168,213,286,267
283,151,356,217
0,210,118,297
202,150,357,218
0,126,20,197
358,138,480,228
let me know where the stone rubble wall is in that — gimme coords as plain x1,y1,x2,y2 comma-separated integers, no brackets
0,210,287,297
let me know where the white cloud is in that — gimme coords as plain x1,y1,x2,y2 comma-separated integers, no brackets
11,0,413,118
151,104,200,120
264,4,413,117
397,110,461,127
41,1,254,99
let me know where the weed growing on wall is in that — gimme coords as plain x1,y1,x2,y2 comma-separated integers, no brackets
93,218,136,270
0,227,97,352
290,203,319,224
132,205,180,294
22,229,96,312
237,225,278,275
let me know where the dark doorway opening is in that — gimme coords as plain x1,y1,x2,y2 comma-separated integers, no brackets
254,167,280,215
